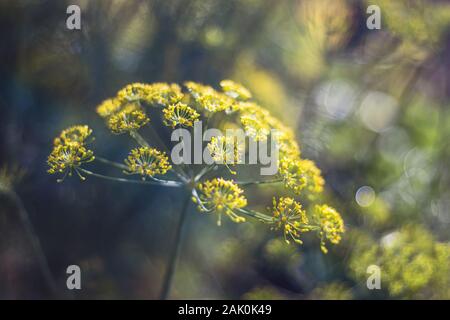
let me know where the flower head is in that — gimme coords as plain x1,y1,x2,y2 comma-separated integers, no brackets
185,81,234,113
313,204,345,253
107,104,150,134
239,102,272,141
279,158,324,195
117,83,150,103
162,102,200,128
54,125,93,146
96,98,123,118
47,142,95,181
271,197,309,244
124,147,171,179
194,178,247,225
207,135,244,174
145,83,184,106
220,79,252,100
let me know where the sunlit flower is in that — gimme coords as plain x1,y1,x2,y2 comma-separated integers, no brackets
107,104,150,134
117,83,150,103
124,147,172,179
271,197,310,244
220,79,252,100
313,204,345,253
239,102,272,141
96,98,123,118
207,135,244,174
47,142,95,181
269,119,301,158
162,102,200,128
146,82,184,106
54,125,93,146
279,158,324,195
194,178,247,225
185,81,234,113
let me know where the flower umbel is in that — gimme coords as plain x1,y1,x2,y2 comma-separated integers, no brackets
107,104,150,134
124,147,172,179
195,178,247,225
47,142,95,182
220,79,252,100
50,79,344,256
279,158,324,195
54,125,93,146
271,197,310,244
185,81,234,113
96,98,123,118
313,204,345,253
207,135,244,174
162,102,200,128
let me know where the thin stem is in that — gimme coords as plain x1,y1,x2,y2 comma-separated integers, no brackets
78,168,183,187
95,156,128,170
235,178,283,186
236,208,274,223
194,164,216,182
160,192,191,299
4,190,59,297
129,130,150,147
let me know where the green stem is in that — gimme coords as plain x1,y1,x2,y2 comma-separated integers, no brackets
160,192,191,299
78,168,183,187
129,130,150,147
5,190,59,297
95,156,128,170
235,178,283,186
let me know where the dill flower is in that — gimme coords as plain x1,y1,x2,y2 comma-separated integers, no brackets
220,79,252,100
145,83,184,106
54,125,93,146
269,119,301,158
279,158,324,195
185,81,234,113
124,147,172,179
239,102,272,141
117,83,150,103
107,104,150,134
96,98,123,118
313,204,345,253
47,142,95,181
207,136,244,174
194,178,247,225
162,102,200,128
271,197,310,244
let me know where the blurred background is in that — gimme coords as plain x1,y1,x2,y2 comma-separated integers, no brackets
1,0,450,299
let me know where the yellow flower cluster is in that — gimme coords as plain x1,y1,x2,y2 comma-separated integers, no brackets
313,205,345,253
107,104,150,134
117,82,183,106
279,158,324,195
220,79,252,100
185,81,235,113
207,135,244,173
271,197,309,244
48,125,95,181
124,147,172,179
238,102,272,141
49,80,344,255
194,178,247,225
349,225,450,298
96,98,123,118
162,102,200,128
53,125,93,146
